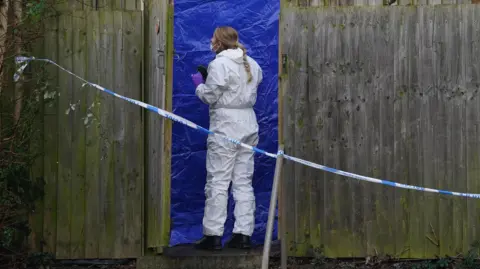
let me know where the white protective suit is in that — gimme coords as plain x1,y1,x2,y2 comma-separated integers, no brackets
195,48,263,237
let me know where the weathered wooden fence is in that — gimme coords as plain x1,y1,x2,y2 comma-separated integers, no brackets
280,5,480,258
29,0,173,257
38,11,145,259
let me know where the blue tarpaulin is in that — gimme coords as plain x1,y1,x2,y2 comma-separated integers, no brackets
170,0,279,246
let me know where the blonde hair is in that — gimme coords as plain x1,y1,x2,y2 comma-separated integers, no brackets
213,26,253,83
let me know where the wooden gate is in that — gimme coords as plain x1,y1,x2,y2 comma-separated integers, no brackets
28,0,174,257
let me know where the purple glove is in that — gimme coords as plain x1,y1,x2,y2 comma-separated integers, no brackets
191,72,204,88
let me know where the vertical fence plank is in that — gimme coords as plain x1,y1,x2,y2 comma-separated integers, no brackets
291,14,310,257
70,11,87,259
375,7,396,256
122,11,143,257
317,9,331,255
348,7,367,257
85,11,101,259
473,6,480,247
42,15,59,256
436,7,454,257
112,10,126,258
431,6,448,258
361,8,377,256
145,0,168,252
465,6,480,253
449,6,467,255
307,10,325,253
145,4,163,253
161,0,174,248
335,8,357,256
391,7,410,258
321,8,342,257
384,7,396,257
282,9,298,256
427,7,442,258
371,7,383,255
459,5,470,254
419,6,440,258
343,8,361,256
56,14,73,259
97,11,116,259
144,0,169,252
366,7,380,256
473,7,480,242
285,9,303,255
404,6,424,259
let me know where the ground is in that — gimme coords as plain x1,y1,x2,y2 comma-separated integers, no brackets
44,257,480,269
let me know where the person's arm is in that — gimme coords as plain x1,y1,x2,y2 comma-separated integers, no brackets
257,65,263,87
196,61,228,105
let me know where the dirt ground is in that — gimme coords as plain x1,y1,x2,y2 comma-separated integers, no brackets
46,257,480,269
267,257,480,269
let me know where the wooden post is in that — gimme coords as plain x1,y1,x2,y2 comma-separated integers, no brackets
280,154,287,269
261,145,284,269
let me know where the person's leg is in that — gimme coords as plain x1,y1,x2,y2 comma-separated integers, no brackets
227,133,258,248
196,134,236,250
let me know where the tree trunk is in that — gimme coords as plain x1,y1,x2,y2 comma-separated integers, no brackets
13,0,22,123
0,0,9,140
0,0,9,75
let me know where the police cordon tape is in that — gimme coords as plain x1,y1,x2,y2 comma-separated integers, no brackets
15,56,480,199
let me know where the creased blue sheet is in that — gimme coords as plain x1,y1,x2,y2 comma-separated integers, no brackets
170,0,279,246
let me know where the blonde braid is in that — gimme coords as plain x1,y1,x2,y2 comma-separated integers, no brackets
237,42,253,83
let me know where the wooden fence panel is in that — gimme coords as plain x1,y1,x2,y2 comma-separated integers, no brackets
38,11,144,259
144,0,172,253
281,5,480,258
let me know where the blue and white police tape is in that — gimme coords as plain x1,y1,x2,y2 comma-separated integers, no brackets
15,56,480,200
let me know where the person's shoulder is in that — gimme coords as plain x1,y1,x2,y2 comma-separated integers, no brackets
246,55,261,69
208,57,227,71
247,56,262,74
211,56,234,67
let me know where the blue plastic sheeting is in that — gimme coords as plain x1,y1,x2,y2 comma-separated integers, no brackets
170,0,279,246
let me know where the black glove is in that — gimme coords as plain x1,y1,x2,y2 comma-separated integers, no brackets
197,65,208,81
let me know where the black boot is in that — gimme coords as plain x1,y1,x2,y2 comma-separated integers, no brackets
226,233,251,249
194,236,222,251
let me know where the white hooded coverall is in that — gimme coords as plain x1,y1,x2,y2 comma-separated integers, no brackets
195,48,263,237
